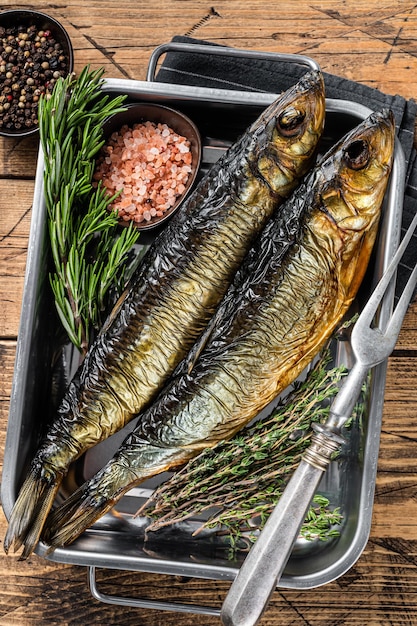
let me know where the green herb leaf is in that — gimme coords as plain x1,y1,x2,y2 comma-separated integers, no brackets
141,349,364,556
39,65,140,355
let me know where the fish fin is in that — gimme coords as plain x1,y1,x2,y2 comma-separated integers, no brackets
44,495,109,549
185,318,217,374
44,445,190,548
4,467,61,559
42,483,96,543
98,285,130,336
43,461,134,548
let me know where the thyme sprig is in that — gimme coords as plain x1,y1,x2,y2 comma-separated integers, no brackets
39,66,140,354
142,351,352,551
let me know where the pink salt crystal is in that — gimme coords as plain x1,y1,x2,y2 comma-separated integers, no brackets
94,119,193,224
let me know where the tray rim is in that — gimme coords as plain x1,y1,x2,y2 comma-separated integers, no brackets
1,79,407,592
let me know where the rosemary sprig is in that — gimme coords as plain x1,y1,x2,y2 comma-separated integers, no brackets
142,351,355,551
38,66,140,354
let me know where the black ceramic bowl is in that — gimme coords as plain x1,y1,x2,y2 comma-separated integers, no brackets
98,102,202,231
0,9,74,137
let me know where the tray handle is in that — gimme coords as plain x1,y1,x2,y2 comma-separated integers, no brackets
87,566,221,617
146,42,321,82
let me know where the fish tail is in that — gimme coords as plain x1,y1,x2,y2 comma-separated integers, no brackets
44,443,191,548
4,465,62,559
43,458,137,548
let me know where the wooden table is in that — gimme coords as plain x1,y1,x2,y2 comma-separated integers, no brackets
1,1,417,624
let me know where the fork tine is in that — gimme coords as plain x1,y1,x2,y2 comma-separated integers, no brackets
355,209,417,332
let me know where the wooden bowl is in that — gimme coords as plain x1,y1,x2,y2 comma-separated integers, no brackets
0,9,74,137
98,102,202,231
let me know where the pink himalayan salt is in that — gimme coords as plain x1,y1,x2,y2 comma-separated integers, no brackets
93,120,193,224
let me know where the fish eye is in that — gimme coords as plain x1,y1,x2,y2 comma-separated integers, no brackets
277,107,306,137
343,140,370,170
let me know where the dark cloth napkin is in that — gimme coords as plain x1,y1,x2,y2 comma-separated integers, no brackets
156,36,417,302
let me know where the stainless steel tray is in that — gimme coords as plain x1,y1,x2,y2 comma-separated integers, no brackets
1,47,406,617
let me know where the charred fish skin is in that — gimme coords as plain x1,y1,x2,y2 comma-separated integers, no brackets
4,71,326,559
53,68,326,443
44,109,395,550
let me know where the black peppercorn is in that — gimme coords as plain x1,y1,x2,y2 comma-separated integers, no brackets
0,21,70,133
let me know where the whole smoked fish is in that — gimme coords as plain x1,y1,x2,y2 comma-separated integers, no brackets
45,109,395,550
4,71,325,558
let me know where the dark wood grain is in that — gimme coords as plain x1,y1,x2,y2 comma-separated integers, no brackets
2,1,417,624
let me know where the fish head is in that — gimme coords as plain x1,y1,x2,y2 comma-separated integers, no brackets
314,108,396,300
251,70,326,197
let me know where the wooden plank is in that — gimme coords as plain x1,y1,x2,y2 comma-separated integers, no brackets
1,0,417,623
394,304,417,349
1,538,417,626
0,136,38,179
0,181,33,338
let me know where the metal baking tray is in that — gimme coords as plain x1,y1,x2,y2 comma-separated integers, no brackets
1,47,406,617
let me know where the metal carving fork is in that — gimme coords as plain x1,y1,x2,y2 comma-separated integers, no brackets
221,209,417,626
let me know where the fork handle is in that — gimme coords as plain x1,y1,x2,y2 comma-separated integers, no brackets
221,425,345,626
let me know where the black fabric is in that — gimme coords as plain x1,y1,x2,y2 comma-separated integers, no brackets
156,36,417,302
